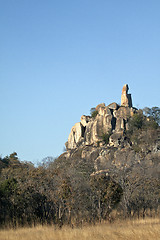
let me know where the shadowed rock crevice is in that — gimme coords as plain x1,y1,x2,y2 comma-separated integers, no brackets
111,117,116,130
81,125,86,137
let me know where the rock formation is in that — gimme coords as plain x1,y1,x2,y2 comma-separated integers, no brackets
121,84,132,107
55,84,160,222
66,84,137,150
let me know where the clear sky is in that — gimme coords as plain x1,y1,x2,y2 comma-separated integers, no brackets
0,0,160,164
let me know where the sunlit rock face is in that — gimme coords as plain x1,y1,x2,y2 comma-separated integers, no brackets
66,84,137,150
121,84,132,107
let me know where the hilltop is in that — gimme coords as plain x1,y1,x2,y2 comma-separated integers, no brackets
53,84,160,220
58,84,160,176
0,84,159,227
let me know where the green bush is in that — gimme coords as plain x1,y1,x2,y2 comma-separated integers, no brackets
90,107,98,118
129,112,144,130
127,110,158,136
101,129,112,144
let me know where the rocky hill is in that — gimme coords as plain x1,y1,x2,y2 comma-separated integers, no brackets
52,84,160,219
59,84,160,176
0,85,159,227
66,84,136,149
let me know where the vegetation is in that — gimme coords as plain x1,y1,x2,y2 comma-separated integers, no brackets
0,106,159,229
126,108,159,153
101,129,112,144
143,106,160,125
90,107,98,118
0,218,160,240
127,109,159,134
0,152,123,228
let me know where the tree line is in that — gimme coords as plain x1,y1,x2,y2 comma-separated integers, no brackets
0,152,123,228
0,106,159,228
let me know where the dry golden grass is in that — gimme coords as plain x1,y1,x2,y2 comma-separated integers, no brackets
0,218,160,240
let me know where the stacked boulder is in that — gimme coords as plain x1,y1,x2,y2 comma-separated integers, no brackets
66,84,137,149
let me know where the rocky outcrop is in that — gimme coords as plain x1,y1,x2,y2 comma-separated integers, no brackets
66,115,92,149
66,84,137,150
121,84,132,107
56,83,160,220
61,139,160,176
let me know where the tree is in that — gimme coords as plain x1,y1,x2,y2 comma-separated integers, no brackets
143,107,160,126
90,172,123,222
128,111,144,132
90,107,98,118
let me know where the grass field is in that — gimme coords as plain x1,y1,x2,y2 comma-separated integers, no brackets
0,218,159,240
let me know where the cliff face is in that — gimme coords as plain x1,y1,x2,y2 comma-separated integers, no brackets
66,84,137,150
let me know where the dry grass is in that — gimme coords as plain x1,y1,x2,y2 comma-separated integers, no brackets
0,218,160,240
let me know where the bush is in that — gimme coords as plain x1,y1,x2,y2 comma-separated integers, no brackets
101,129,112,144
129,112,144,130
127,110,158,135
90,108,98,119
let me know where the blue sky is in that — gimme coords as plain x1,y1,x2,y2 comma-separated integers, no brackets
0,0,160,163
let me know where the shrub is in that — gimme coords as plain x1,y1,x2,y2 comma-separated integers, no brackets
129,112,144,130
90,108,98,119
101,129,112,144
